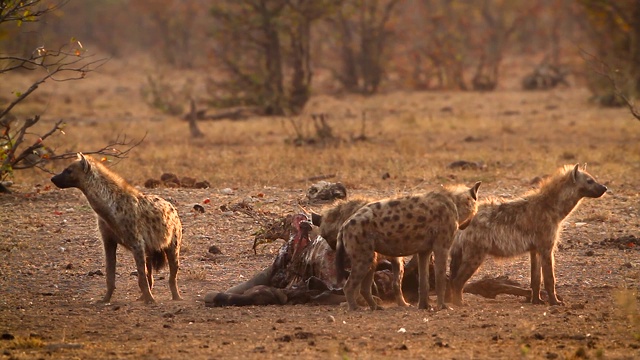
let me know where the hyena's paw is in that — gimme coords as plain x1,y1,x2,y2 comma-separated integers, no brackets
531,297,545,305
137,294,156,304
548,298,564,306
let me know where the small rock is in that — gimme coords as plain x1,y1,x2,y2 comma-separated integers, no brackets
546,352,559,359
194,181,210,189
87,270,104,276
193,204,205,213
381,172,390,180
208,245,222,254
585,250,594,256
276,335,292,342
571,303,585,310
327,315,335,323
397,344,408,350
447,160,486,170
1,333,15,340
65,263,73,270
144,179,161,189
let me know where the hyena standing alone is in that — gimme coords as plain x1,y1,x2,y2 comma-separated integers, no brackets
448,164,607,306
336,182,481,311
51,153,183,304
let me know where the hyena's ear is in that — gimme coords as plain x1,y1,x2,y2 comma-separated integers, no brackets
311,212,322,226
571,164,580,183
470,181,481,201
77,152,91,174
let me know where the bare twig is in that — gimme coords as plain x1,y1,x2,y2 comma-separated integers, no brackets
580,48,640,120
0,46,109,119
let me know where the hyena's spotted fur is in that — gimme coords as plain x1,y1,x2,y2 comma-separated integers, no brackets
448,164,607,306
51,153,183,304
336,182,481,311
312,199,407,306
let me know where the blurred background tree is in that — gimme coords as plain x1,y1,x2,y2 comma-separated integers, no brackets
2,0,637,117
578,0,640,107
0,0,140,191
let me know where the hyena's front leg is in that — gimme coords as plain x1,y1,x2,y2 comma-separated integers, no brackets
131,240,155,304
390,257,410,307
360,267,379,311
530,250,543,304
98,220,118,303
417,251,431,310
343,252,376,311
540,250,562,306
433,246,450,310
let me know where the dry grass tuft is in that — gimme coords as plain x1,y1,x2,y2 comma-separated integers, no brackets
9,336,45,349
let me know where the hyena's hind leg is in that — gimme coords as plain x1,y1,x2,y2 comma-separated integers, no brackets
433,245,450,310
164,234,183,300
390,257,410,307
98,219,118,303
145,255,154,290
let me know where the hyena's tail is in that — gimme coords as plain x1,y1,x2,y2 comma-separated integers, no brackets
149,249,168,271
335,229,349,284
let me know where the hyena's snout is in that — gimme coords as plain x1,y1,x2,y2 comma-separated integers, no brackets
584,181,607,198
51,171,76,189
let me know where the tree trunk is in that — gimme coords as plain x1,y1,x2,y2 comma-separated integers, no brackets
290,18,312,114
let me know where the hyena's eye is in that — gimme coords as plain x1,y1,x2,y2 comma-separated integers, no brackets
586,179,594,184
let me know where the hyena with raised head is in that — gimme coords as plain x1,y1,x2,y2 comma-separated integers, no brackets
51,153,183,304
448,164,607,306
336,182,481,311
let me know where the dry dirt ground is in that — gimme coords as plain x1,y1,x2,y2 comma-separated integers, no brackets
2,66,640,359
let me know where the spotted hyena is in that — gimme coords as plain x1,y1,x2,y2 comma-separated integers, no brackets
336,182,481,311
312,199,410,306
448,164,607,306
51,153,183,304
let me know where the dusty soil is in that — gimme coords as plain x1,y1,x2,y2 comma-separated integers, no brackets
1,179,639,360
1,62,640,359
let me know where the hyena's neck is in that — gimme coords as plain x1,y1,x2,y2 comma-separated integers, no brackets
529,183,582,223
81,170,137,221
